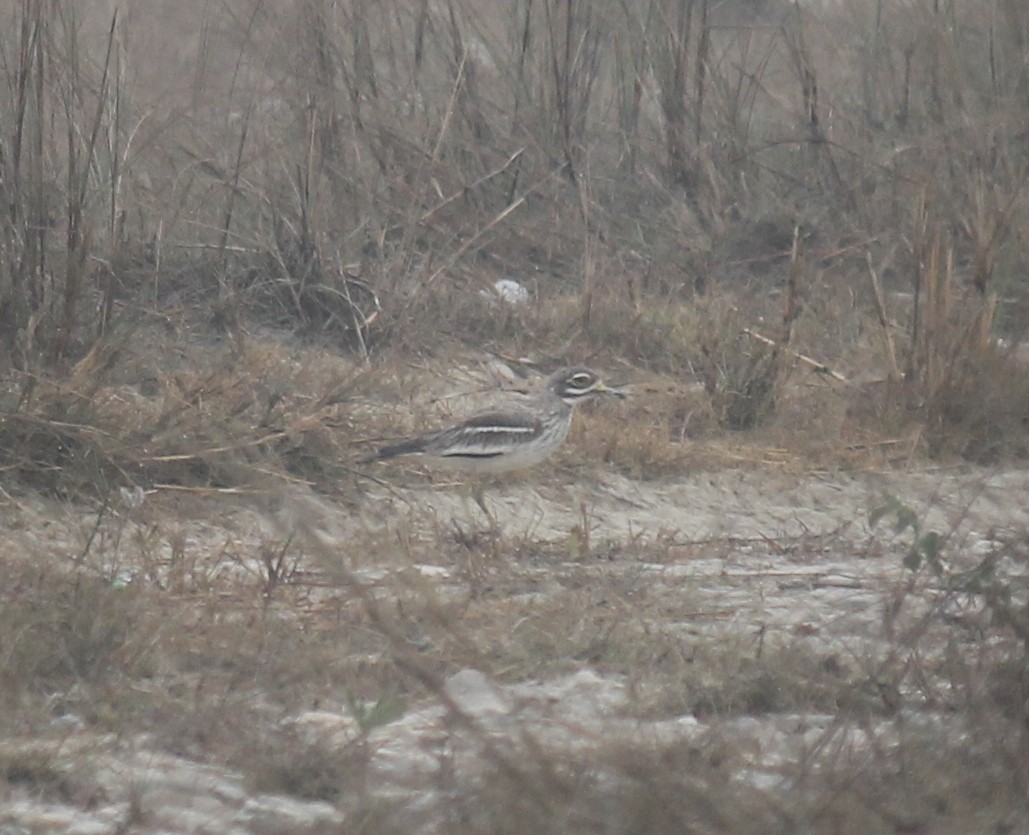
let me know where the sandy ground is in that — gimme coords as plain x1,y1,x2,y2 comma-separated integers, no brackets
357,464,1029,544
2,463,1027,832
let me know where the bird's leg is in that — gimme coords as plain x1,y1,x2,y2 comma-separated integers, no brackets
471,482,489,522
456,480,500,542
474,481,505,543
451,481,498,593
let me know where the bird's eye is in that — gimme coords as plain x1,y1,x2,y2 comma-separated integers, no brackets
571,373,593,387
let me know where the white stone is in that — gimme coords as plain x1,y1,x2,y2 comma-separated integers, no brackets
233,794,345,834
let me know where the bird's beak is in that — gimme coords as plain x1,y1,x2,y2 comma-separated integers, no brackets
599,382,627,399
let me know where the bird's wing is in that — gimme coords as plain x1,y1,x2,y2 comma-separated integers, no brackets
426,408,544,459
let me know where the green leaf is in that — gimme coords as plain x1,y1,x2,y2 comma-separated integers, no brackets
894,505,918,535
903,549,922,571
918,531,943,573
869,502,892,529
919,531,940,556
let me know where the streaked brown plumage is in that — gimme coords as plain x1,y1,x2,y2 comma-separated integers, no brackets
371,367,623,474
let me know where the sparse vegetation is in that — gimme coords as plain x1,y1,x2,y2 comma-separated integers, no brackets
1,0,1029,831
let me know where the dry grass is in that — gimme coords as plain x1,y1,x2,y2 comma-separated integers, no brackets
1,0,1027,486
7,535,1014,834
1,0,1029,831
2,482,1028,831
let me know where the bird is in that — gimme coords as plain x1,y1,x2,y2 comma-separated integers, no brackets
369,366,624,480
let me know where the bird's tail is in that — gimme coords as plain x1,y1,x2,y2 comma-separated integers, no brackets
360,438,424,464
